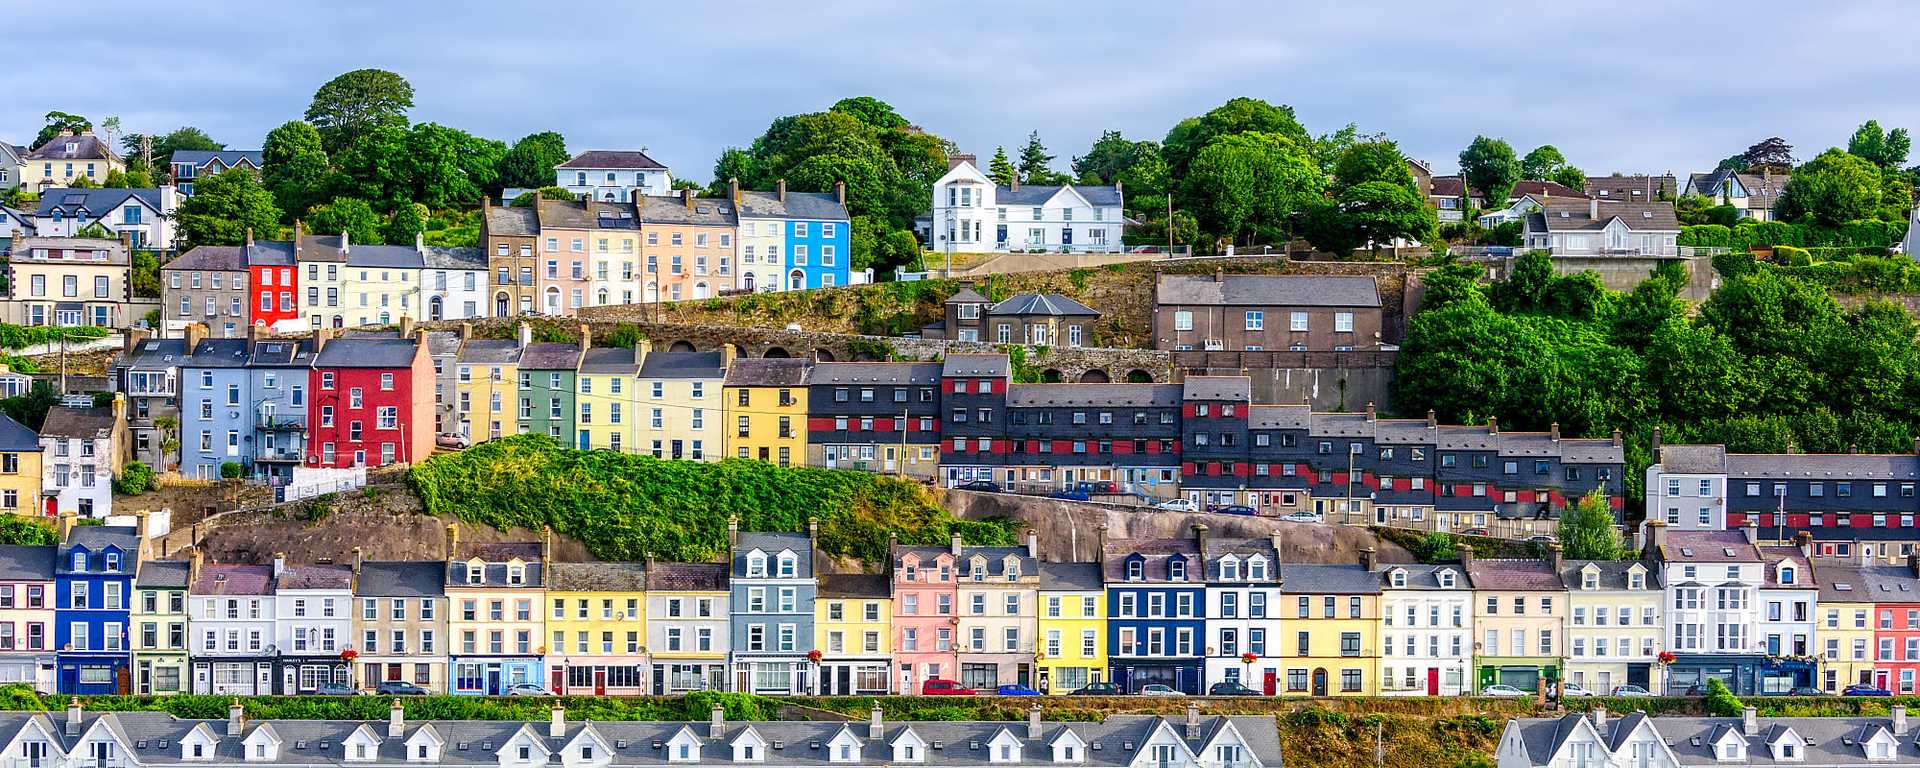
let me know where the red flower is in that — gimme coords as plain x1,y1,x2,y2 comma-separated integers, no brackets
1240,652,1259,665
807,649,824,663
341,648,359,662
1657,651,1677,665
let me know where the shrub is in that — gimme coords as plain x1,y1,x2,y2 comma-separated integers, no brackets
1704,678,1742,717
114,461,155,496
219,461,245,480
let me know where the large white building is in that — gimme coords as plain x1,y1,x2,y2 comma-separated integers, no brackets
1644,443,1730,532
1378,564,1473,696
1521,199,1679,257
32,187,177,251
271,561,354,694
188,562,278,695
1201,537,1283,691
1560,559,1663,696
554,150,672,202
1654,526,1767,694
929,156,1125,254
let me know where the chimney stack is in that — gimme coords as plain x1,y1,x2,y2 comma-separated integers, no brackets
680,187,695,209
1097,524,1109,559
776,179,787,203
225,698,243,737
951,531,963,558
245,227,254,247
1741,706,1758,736
67,697,83,736
1795,531,1812,557
1589,198,1600,220
1193,523,1208,555
517,322,533,348
341,228,351,254
549,701,565,738
272,552,286,578
1028,704,1043,740
1550,423,1560,441
459,322,473,342
1426,409,1437,428
388,699,405,738
1360,547,1377,571
313,327,332,354
185,321,208,352
1214,267,1225,283
1026,529,1038,559
834,180,847,206
1457,543,1475,570
710,703,726,739
1010,175,1019,193
1591,706,1607,731
869,704,884,739
445,523,460,560
1645,520,1668,558
578,324,592,352
1365,402,1375,421
727,516,739,548
1487,416,1498,435
1545,543,1562,572
1897,705,1910,736
353,547,364,576
728,177,740,205
1184,703,1200,740
398,316,414,338
1743,518,1759,545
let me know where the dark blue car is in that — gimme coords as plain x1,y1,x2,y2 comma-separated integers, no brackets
1049,489,1091,502
1844,684,1893,696
996,684,1041,696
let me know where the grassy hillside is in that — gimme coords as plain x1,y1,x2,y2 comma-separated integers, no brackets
408,434,1017,564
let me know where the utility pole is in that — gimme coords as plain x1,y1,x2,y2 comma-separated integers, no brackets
898,408,910,479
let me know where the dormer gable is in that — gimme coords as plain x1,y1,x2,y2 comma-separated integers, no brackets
969,555,988,581
1545,717,1606,766
496,724,552,766
180,722,221,761
1626,564,1648,591
242,723,283,762
1002,555,1022,581
826,726,864,763
1196,720,1261,768
1125,719,1197,768
1856,724,1898,761
1386,568,1406,589
504,558,528,586
1579,564,1602,590
464,558,487,585
1041,185,1096,211
899,553,921,579
665,726,703,763
986,728,1024,764
730,726,769,763
403,725,444,763
1246,555,1269,581
1047,727,1087,763
1436,569,1459,589
74,717,134,768
1775,561,1799,587
1763,726,1804,762
2,715,65,765
774,550,798,578
1123,554,1146,582
745,550,768,578
888,727,927,763
1167,555,1188,582
1218,555,1242,581
344,723,383,762
562,723,612,766
1709,726,1746,762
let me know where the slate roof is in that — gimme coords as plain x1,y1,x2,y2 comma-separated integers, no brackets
38,405,113,440
1248,405,1311,430
1007,384,1181,408
556,150,668,170
518,343,583,371
135,559,189,589
35,188,161,219
483,204,539,236
535,199,637,230
25,132,115,161
1463,559,1563,591
990,293,1099,317
1660,530,1763,563
645,562,728,592
444,559,546,589
1156,274,1381,307
735,532,814,577
1759,545,1814,589
314,337,418,368
639,196,735,227
818,573,889,599
1725,453,1920,480
1526,200,1680,232
735,190,851,222
1379,563,1470,590
943,287,990,304
1039,561,1104,592
121,338,189,369
184,338,252,368
170,150,262,167
343,244,426,269
59,526,139,568
807,362,942,385
1817,564,1872,602
0,546,56,581
192,564,273,595
424,246,485,270
995,183,1123,207
1509,712,1920,766
0,410,38,454
1099,538,1200,582
1686,169,1790,209
1559,560,1660,591
277,564,352,591
547,562,649,592
1862,564,1920,601
1659,445,1728,474
353,562,445,597
725,358,809,387
1279,563,1381,594
162,245,249,272
941,354,1009,378
578,347,641,375
1584,174,1678,201
637,350,725,379
247,339,316,368
1203,538,1280,581
456,339,522,366
1181,376,1251,402
892,545,1034,579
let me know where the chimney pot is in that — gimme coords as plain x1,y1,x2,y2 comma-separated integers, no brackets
776,179,787,203
549,701,565,738
1742,706,1758,736
388,699,405,738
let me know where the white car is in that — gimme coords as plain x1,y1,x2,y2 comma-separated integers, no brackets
1611,685,1654,697
1481,684,1527,697
1560,682,1596,698
1153,499,1199,513
1280,512,1322,523
1138,684,1185,696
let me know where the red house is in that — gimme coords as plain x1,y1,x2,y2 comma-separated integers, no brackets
306,329,434,468
246,244,299,330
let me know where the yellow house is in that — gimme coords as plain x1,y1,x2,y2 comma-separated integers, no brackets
454,327,527,442
644,563,730,695
816,574,891,695
5,237,133,328
1037,561,1106,694
0,410,43,515
1819,564,1878,693
544,562,648,696
1278,561,1381,697
444,527,548,696
24,130,123,189
1561,559,1663,696
723,358,808,466
1465,551,1566,694
634,346,733,461
575,344,642,452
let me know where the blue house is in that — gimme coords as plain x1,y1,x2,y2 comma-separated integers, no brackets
246,339,314,485
736,184,851,291
727,519,816,694
56,523,139,693
177,338,253,481
1102,526,1207,695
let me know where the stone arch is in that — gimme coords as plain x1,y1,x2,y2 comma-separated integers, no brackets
813,348,837,362
668,340,698,352
762,347,792,359
1041,369,1065,383
1125,369,1154,383
1078,369,1110,383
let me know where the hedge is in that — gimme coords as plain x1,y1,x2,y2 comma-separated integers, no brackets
1679,219,1908,250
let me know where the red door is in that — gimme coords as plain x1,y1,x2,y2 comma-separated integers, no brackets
1262,670,1277,696
594,669,607,696
551,668,565,694
43,497,55,517
1427,668,1440,696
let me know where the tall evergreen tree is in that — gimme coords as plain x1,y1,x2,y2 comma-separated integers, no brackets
987,146,1016,186
1017,131,1061,185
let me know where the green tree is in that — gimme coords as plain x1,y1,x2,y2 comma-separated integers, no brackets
1161,97,1311,179
219,461,245,480
1409,532,1457,562
1549,166,1587,192
1016,131,1067,185
1331,140,1415,194
129,251,161,299
828,96,908,130
511,186,573,207
123,127,223,178
383,203,428,245
31,112,90,149
172,169,283,250
1072,130,1146,185
0,381,60,431
100,168,153,188
1557,491,1626,560
1520,145,1567,179
1775,148,1883,226
1848,119,1912,169
1459,136,1521,206
399,123,505,208
1703,678,1742,717
1330,180,1437,255
986,146,1016,186
1741,137,1795,173
305,68,415,154
308,197,383,245
329,124,411,210
261,120,331,219
495,131,569,191
1182,132,1323,247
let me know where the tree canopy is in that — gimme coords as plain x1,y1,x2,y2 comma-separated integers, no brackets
172,169,283,250
1458,136,1521,206
305,69,415,154
31,112,90,149
1848,120,1912,170
1181,132,1323,247
496,131,569,191
1775,148,1884,227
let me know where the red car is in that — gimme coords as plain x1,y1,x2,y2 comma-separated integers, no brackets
921,679,977,695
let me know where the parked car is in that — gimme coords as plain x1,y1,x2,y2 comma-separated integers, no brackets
504,684,554,696
1069,682,1123,696
1154,498,1199,513
1207,682,1260,696
313,684,359,696
1074,481,1119,495
377,681,430,696
1481,684,1527,697
956,480,1001,493
1559,682,1596,698
1786,686,1826,697
996,684,1040,696
1049,489,1092,502
1458,528,1492,537
1212,505,1256,516
1844,684,1893,697
922,679,977,696
1280,512,1322,523
435,433,470,449
1609,685,1654,697
1138,684,1185,696
1527,535,1557,543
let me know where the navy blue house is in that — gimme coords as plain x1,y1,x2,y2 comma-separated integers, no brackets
56,524,139,693
1102,525,1207,694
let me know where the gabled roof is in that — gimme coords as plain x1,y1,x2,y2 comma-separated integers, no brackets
1038,561,1104,592
38,406,113,440
725,358,809,387
735,190,850,222
990,293,1098,317
1279,563,1381,594
354,561,446,597
518,343,585,371
943,287,989,304
1007,384,1180,408
1379,563,1470,590
277,564,352,591
547,562,648,592
807,362,942,385
1560,560,1660,591
1464,559,1563,591
995,183,1122,207
25,132,116,161
171,150,262,168
1661,530,1764,564
556,150,667,170
192,564,273,595
0,546,56,581
1525,200,1679,232
637,350,725,379
639,195,735,227
1181,376,1251,403
1156,274,1381,308
645,562,728,592
456,339,521,366
136,559,189,589
0,412,40,453
35,188,162,219
314,337,419,369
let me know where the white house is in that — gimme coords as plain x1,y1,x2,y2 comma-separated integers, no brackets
1521,199,1679,257
1644,443,1730,532
33,187,178,251
1499,706,1920,766
0,204,34,252
1379,564,1473,696
1683,169,1789,221
188,562,278,695
1654,527,1767,695
929,156,1124,254
38,404,119,519
1202,538,1283,691
554,150,672,202
422,245,487,321
271,560,354,694
0,141,24,191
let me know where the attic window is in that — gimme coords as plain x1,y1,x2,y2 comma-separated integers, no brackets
1642,211,1653,219
1559,211,1570,218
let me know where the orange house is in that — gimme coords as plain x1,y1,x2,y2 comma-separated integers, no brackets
640,190,737,303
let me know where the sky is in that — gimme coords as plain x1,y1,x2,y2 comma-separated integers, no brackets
8,1,1920,184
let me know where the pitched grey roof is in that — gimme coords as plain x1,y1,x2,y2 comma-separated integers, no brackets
162,245,249,272
579,347,641,375
940,354,1008,378
1526,199,1680,232
344,245,426,269
1181,376,1251,402
1463,559,1563,591
457,339,522,366
1559,560,1660,591
1686,169,1789,209
247,339,317,368
518,343,584,371
1509,713,1920,767
1203,538,1280,581
444,559,545,589
1817,563,1872,602
1584,174,1678,201
61,525,139,566
807,362,943,385
1660,530,1763,563
354,562,445,597
547,562,649,592
1279,563,1381,594
1248,405,1309,430
38,406,113,440
995,183,1122,207
122,338,190,369
192,564,273,595
25,132,116,161
735,190,850,222
1039,561,1104,591
736,531,813,575
535,199,637,230
424,246,485,270
35,188,160,219
639,196,735,227
0,411,37,454
0,546,56,581
1156,274,1381,307
314,337,418,368
1561,438,1624,464
277,564,352,591
818,573,889,599
1378,563,1470,590
171,150,261,167
638,351,726,379
725,358,809,387
1007,384,1180,407
990,293,1098,317
135,559,189,588
1100,538,1199,582
943,287,989,304
557,150,667,170
184,338,252,368
646,562,727,591
483,204,539,236
1725,452,1920,480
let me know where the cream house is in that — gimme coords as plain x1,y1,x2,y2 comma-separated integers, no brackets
1560,560,1663,696
3,237,132,328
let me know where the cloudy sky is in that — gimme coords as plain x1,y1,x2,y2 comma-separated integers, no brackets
11,1,1919,183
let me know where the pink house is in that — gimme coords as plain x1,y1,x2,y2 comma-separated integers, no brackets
892,537,961,693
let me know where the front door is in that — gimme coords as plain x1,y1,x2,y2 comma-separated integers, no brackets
1263,670,1277,696
593,669,606,696
552,668,564,693
1427,668,1439,696
1311,668,1328,697
486,667,502,695
1376,505,1388,524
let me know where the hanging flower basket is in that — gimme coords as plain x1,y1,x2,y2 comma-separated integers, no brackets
807,649,824,664
1657,651,1676,666
1240,652,1259,665
341,648,359,662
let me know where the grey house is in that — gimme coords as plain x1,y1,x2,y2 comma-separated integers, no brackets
933,288,1100,346
247,338,315,483
175,337,253,481
161,245,250,337
1153,273,1384,352
728,521,817,694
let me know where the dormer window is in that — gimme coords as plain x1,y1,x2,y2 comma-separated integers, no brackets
467,565,484,584
506,565,525,585
1061,746,1078,762
355,744,369,760
1438,571,1456,589
1221,559,1240,581
777,553,797,578
1582,572,1598,590
971,560,986,582
416,746,429,760
1717,740,1744,761
1127,560,1142,582
1780,566,1795,585
581,746,594,761
104,553,119,572
71,553,85,572
676,745,694,762
1005,557,1021,581
1169,559,1186,581
1248,558,1267,581
1628,572,1644,590
518,745,532,763
747,552,767,578
1389,571,1405,588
